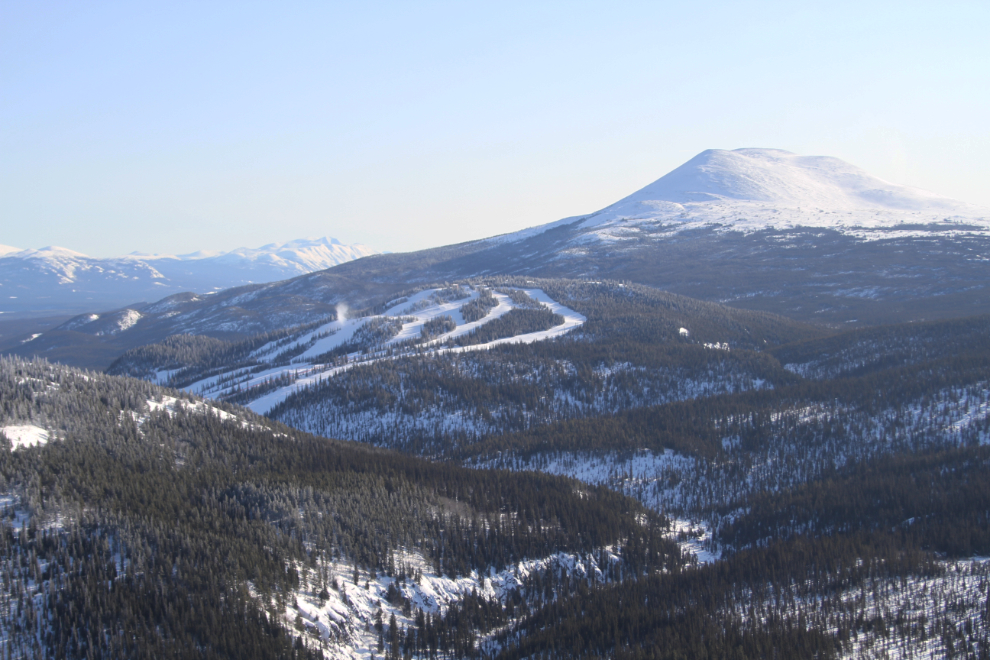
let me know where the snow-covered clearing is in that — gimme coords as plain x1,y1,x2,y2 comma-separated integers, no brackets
668,519,720,565
265,546,619,658
474,448,700,513
122,395,263,432
100,308,142,334
0,424,50,450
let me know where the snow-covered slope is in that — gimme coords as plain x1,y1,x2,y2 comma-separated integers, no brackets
171,285,585,414
607,148,976,210
0,236,378,317
515,148,990,243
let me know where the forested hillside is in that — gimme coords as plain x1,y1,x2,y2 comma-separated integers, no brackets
0,357,681,658
467,313,990,658
25,277,990,658
258,278,823,453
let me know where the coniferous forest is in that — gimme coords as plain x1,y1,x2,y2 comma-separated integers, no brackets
3,277,990,658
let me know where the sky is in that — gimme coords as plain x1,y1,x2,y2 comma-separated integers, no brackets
2,1,988,257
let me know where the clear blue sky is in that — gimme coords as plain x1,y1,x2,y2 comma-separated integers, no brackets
2,1,988,256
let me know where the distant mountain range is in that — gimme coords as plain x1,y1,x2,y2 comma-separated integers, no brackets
0,236,378,318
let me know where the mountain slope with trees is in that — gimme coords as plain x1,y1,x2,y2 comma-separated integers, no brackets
0,356,680,658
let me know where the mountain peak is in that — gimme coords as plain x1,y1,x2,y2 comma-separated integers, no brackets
568,148,988,236
615,148,963,210
19,246,91,259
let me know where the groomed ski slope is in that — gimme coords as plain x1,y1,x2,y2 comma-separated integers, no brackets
185,286,586,414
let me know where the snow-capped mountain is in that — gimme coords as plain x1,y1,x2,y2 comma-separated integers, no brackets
310,148,990,326
0,237,377,317
549,147,988,239
132,236,376,274
496,148,988,244
8,148,990,369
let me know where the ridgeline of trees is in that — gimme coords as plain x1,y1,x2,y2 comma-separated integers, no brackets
459,288,498,323
453,309,564,347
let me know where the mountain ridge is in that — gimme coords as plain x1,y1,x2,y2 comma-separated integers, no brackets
501,148,989,245
0,236,378,317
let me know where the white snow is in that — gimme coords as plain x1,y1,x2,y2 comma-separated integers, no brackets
493,148,990,247
0,237,379,316
115,308,142,331
668,519,720,565
836,558,990,659
266,546,621,658
474,448,702,517
61,313,100,330
118,236,378,272
1,424,50,450
127,395,261,432
704,342,730,351
736,556,990,660
184,236,378,272
182,286,587,414
296,319,370,361
96,308,143,335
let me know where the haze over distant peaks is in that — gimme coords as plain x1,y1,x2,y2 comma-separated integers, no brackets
210,236,378,272
0,236,378,317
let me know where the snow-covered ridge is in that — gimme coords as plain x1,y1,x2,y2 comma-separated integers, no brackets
1,236,376,270
497,148,990,246
0,236,379,316
609,148,975,211
124,395,263,433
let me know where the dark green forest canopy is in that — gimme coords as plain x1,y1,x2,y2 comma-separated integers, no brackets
493,442,990,659
458,346,990,461
4,277,990,658
0,356,681,658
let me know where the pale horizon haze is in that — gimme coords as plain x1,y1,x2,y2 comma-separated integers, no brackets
2,1,988,257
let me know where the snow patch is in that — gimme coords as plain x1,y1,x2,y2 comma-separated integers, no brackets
1,425,50,450
265,546,620,658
